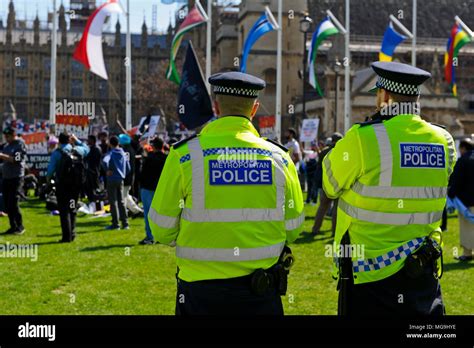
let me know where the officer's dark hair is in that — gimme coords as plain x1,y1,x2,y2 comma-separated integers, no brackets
288,128,297,137
58,132,70,145
460,138,474,151
88,135,97,144
109,135,119,147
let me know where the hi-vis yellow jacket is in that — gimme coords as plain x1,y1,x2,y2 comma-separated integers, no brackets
323,114,456,284
149,116,304,282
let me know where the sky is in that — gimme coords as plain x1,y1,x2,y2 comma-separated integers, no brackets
0,0,181,34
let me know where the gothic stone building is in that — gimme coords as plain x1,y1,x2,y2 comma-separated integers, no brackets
0,0,171,127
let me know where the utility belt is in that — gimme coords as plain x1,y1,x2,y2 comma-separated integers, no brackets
404,232,443,280
337,231,444,287
250,245,295,296
176,246,295,297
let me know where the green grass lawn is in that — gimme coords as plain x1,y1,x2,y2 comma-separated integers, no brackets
1,197,473,315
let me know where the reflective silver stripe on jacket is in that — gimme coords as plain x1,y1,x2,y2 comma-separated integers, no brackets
339,199,443,225
323,150,340,193
372,123,393,186
176,241,285,261
186,137,286,223
352,181,447,199
353,237,425,272
285,212,305,230
440,128,456,176
149,208,179,228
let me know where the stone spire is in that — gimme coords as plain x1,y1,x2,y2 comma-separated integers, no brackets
59,2,67,46
166,20,173,48
6,0,15,44
34,13,40,46
115,19,121,47
141,19,148,49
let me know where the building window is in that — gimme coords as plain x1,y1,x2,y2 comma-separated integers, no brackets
264,68,276,95
44,58,51,71
72,60,84,72
98,80,108,99
16,78,28,96
17,57,28,70
16,103,27,118
467,100,474,112
71,79,83,97
44,79,50,97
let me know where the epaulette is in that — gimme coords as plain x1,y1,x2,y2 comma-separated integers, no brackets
172,134,197,149
357,118,384,127
429,122,447,130
264,138,289,152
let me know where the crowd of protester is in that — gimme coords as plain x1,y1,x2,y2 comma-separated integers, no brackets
0,127,169,245
0,125,472,262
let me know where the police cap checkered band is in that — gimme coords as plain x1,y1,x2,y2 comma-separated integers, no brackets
370,61,431,96
212,85,260,98
209,71,265,98
376,76,421,96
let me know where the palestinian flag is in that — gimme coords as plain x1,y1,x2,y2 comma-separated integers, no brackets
166,3,208,85
308,16,339,97
444,23,471,96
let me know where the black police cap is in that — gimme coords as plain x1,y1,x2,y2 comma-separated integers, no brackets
209,71,266,98
369,61,431,96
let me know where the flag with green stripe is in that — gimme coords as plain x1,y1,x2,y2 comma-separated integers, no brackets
166,3,208,85
308,17,339,96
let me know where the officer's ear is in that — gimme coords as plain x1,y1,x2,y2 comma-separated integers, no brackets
250,100,260,119
213,100,221,116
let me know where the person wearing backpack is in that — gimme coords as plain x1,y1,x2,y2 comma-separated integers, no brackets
102,135,130,230
47,132,89,243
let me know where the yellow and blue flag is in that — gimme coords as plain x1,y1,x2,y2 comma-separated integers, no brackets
379,22,407,61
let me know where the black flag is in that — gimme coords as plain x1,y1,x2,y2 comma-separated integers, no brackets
177,41,214,129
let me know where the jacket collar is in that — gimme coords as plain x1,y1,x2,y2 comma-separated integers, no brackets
200,115,260,137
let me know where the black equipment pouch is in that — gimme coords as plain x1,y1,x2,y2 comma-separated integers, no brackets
404,232,443,280
250,245,295,296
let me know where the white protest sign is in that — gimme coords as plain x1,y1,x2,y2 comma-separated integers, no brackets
300,118,319,142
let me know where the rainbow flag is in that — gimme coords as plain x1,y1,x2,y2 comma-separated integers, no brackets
444,24,471,96
166,3,208,85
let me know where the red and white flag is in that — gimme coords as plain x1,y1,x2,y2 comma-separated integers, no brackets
73,0,123,80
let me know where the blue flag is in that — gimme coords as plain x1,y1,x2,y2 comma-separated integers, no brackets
177,41,214,130
240,8,278,73
379,22,407,61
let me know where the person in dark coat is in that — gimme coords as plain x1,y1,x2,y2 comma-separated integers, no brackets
139,137,167,244
84,135,102,206
448,138,474,261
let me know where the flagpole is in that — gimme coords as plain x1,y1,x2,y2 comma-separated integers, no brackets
412,0,417,66
49,0,57,126
206,0,212,93
455,16,474,38
343,0,350,133
126,0,132,130
275,0,282,142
